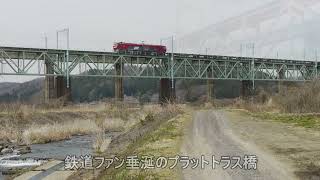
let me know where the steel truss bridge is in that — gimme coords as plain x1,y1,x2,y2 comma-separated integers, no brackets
0,46,318,82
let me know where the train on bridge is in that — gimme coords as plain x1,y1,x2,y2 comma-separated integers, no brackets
113,42,167,56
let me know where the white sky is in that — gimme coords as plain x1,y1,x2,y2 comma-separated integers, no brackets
0,0,273,82
0,0,270,50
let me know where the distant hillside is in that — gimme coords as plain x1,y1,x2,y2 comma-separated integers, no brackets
71,76,159,103
0,70,280,103
0,82,20,96
0,78,44,103
0,76,160,103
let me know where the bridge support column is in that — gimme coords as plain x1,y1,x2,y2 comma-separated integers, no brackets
207,79,214,102
278,69,285,93
114,63,124,101
56,76,72,101
45,76,71,102
45,61,72,103
45,63,56,103
206,68,214,102
45,77,56,103
159,78,175,104
240,80,253,98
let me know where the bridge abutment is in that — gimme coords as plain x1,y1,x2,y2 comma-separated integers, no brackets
114,63,124,101
159,78,176,104
240,80,253,98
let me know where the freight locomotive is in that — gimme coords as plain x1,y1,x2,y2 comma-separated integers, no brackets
113,42,167,56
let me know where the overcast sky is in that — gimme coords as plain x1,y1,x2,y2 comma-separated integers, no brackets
0,0,276,82
0,0,270,51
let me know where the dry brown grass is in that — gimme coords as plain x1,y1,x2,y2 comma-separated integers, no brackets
140,111,155,125
0,103,32,143
0,101,184,147
231,79,320,114
0,103,36,122
95,117,126,132
22,120,99,144
21,114,140,145
142,103,184,122
99,105,190,180
103,102,137,121
165,102,184,114
275,80,320,113
0,125,22,144
231,87,281,113
0,101,113,117
232,97,278,113
93,130,111,154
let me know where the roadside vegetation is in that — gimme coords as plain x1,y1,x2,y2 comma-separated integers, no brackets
0,100,186,158
22,119,108,144
99,104,191,179
0,102,143,145
250,113,320,129
232,79,320,129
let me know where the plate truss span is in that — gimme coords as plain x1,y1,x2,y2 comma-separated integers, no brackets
0,46,317,81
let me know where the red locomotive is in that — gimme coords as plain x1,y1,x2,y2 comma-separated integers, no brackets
113,42,166,56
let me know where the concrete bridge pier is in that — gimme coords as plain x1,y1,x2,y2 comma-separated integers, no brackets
56,76,72,101
159,78,176,104
207,79,214,102
45,63,56,103
114,63,124,101
240,80,253,98
278,68,285,93
45,63,72,103
44,76,72,103
206,68,214,102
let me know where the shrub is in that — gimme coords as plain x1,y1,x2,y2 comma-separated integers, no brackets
140,112,155,125
275,80,320,113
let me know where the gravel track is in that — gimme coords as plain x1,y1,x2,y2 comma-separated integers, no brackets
181,110,296,180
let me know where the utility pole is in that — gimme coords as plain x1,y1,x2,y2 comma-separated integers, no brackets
56,31,59,49
66,29,69,89
160,35,175,101
171,36,174,91
316,49,318,79
57,28,70,88
44,34,48,49
160,36,175,89
252,43,255,91
205,48,210,56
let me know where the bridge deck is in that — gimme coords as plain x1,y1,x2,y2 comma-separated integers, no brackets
0,46,315,64
0,46,317,81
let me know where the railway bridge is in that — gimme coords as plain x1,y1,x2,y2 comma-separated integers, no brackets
0,46,317,103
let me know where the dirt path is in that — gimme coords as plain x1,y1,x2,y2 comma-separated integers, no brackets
226,110,320,180
181,110,297,180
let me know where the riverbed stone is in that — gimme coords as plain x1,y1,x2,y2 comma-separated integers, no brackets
1,148,13,154
0,139,9,146
16,146,31,155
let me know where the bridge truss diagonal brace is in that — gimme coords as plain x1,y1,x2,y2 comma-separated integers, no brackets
0,46,317,82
